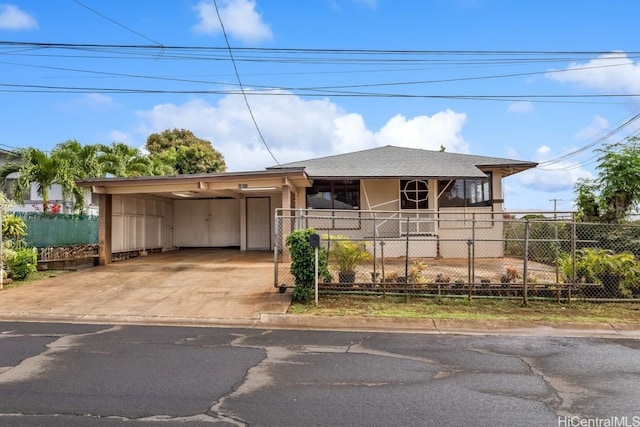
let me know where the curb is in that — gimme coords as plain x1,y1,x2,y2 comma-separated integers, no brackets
1,311,639,338
258,314,640,338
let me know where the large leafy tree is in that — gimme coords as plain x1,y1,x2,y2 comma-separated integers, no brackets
146,128,226,174
575,137,640,223
98,142,151,177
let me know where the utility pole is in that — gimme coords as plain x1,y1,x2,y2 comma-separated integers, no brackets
549,198,563,219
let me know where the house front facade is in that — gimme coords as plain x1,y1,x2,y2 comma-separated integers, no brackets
77,145,537,265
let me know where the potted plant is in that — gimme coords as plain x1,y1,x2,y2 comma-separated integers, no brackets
327,235,372,285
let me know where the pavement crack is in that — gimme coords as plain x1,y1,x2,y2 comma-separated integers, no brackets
468,347,598,417
0,325,120,384
432,319,443,334
519,354,596,418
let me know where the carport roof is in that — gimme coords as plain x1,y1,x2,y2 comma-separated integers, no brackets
267,145,538,179
77,168,311,199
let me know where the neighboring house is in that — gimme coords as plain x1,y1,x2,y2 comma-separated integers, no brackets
1,172,98,215
0,149,97,214
77,145,537,265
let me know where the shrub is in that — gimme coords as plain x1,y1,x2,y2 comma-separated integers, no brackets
561,248,640,297
6,247,37,280
285,228,331,303
2,214,27,241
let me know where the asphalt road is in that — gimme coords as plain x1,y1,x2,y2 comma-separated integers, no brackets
0,322,639,427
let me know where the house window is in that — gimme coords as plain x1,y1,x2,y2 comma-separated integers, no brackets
401,179,429,210
438,173,492,208
307,180,360,210
4,178,31,201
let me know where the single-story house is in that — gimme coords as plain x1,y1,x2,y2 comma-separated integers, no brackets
77,145,537,265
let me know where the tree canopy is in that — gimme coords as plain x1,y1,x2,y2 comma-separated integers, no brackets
575,136,640,223
0,129,228,212
145,128,226,174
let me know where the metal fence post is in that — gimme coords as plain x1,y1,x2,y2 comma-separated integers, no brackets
404,217,410,302
372,217,377,285
523,219,530,306
571,220,577,285
273,210,279,288
471,214,476,285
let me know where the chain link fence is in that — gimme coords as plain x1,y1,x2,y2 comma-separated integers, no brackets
274,209,640,302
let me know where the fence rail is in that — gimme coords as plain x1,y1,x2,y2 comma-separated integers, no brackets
274,209,640,303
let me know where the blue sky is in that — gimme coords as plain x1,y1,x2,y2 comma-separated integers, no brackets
1,0,640,211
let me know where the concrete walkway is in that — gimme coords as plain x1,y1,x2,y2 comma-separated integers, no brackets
0,249,291,326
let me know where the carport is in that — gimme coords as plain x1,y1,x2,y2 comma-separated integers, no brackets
77,169,311,265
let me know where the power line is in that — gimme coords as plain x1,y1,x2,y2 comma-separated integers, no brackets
211,0,280,167
537,113,640,168
71,1,164,48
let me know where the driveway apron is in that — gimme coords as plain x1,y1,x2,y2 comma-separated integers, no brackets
0,249,291,325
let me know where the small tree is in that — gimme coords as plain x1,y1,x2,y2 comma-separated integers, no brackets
575,137,640,223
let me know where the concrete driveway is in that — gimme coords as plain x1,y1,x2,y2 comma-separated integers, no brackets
0,249,291,325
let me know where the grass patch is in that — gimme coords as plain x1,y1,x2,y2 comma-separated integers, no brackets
289,294,640,324
2,270,72,290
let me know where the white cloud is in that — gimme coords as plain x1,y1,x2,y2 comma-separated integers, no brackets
107,130,136,146
192,0,272,43
56,93,118,113
573,115,609,140
505,146,520,159
375,110,468,153
0,4,37,30
547,52,640,93
352,0,378,8
507,101,534,113
133,91,469,171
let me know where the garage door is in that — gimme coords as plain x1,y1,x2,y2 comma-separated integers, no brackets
173,199,240,247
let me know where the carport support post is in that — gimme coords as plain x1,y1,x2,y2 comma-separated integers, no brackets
98,193,112,265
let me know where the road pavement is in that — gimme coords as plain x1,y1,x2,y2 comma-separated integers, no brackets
1,322,639,426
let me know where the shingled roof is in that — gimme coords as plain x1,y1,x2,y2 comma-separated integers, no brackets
268,145,537,179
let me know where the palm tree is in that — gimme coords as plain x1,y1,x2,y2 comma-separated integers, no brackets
98,142,151,177
147,154,177,176
53,140,103,211
0,148,67,213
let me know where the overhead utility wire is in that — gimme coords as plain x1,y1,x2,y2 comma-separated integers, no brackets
2,41,639,62
536,112,640,169
1,82,639,105
212,0,280,167
1,58,628,95
538,113,640,168
3,41,640,56
71,0,164,48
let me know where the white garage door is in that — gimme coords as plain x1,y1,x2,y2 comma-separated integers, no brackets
173,199,241,247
